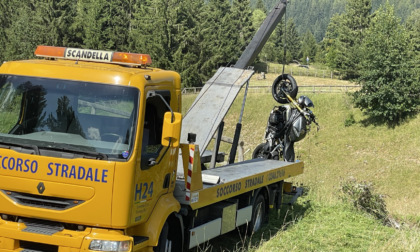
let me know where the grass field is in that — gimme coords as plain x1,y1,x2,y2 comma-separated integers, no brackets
184,73,420,251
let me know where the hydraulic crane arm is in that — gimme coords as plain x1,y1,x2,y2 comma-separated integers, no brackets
235,0,287,69
179,1,288,168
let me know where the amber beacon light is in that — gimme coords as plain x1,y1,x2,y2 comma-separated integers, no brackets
34,45,152,66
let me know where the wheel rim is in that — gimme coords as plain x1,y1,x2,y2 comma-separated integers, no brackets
253,201,264,231
256,149,267,159
165,240,172,252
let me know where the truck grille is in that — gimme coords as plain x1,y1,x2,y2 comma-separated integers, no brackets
1,190,83,210
20,241,58,252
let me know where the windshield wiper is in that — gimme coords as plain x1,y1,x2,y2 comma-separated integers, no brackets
39,145,108,160
0,141,40,155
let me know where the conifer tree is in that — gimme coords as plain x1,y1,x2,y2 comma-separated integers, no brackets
330,0,372,79
31,0,76,47
0,1,9,62
251,8,270,63
73,0,108,50
128,0,153,55
230,0,255,63
255,0,266,12
300,30,317,64
284,18,300,63
4,0,41,60
199,0,233,77
172,0,205,87
323,13,343,69
406,9,420,63
103,0,132,51
353,4,419,124
130,0,180,70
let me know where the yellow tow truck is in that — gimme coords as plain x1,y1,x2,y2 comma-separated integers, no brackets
0,2,303,251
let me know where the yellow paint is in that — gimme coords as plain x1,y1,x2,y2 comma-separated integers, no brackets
189,161,304,210
180,144,203,193
161,112,182,147
0,54,181,250
0,49,305,251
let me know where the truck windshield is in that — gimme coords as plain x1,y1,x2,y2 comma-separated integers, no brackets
0,75,139,160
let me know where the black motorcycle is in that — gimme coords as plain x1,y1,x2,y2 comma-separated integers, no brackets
252,74,319,162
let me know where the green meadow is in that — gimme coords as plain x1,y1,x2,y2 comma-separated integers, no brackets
183,73,420,251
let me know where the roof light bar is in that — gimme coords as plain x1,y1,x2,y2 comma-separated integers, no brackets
34,45,152,66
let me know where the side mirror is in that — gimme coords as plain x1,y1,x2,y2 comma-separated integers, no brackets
161,112,182,147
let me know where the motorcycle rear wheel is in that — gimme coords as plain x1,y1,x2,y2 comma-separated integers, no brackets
252,143,280,160
252,143,269,159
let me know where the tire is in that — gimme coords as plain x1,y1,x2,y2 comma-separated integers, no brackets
272,74,298,104
252,143,268,159
275,181,284,210
248,194,267,235
154,222,171,252
252,143,280,160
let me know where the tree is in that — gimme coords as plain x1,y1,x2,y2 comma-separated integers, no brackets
231,0,255,55
4,0,42,60
353,4,420,124
323,13,343,69
129,0,180,70
74,0,108,50
300,30,317,64
284,18,301,63
102,0,132,51
255,0,266,12
405,9,420,63
198,0,235,77
0,0,10,62
325,0,372,79
251,8,271,63
172,0,206,87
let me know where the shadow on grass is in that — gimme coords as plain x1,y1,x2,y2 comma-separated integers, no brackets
358,110,419,129
190,188,312,252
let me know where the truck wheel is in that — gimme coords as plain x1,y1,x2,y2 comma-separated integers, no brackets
154,222,171,252
248,194,266,235
272,74,298,104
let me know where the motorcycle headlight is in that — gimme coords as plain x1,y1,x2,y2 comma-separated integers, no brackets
298,96,314,108
89,240,131,252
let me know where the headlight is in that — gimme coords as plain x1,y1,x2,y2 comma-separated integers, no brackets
89,240,131,252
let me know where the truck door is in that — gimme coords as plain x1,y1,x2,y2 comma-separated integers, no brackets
132,89,176,223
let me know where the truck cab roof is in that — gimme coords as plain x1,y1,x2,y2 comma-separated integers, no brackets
0,58,181,90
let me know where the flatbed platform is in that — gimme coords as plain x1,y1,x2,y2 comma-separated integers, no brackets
175,159,304,209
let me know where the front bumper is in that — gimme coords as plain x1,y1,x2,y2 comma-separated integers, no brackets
0,217,134,252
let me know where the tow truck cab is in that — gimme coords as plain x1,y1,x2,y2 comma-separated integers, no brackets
0,46,182,251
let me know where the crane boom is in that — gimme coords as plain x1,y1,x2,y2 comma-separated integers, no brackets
235,1,287,69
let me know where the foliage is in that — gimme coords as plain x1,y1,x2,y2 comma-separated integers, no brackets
284,19,301,63
323,0,371,79
255,0,267,12
172,0,206,87
1,0,419,90
341,179,390,224
406,9,420,63
186,83,420,250
253,0,420,42
344,112,356,127
353,4,420,124
300,30,318,64
0,0,255,88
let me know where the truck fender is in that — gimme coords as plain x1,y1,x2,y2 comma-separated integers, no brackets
142,194,181,247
